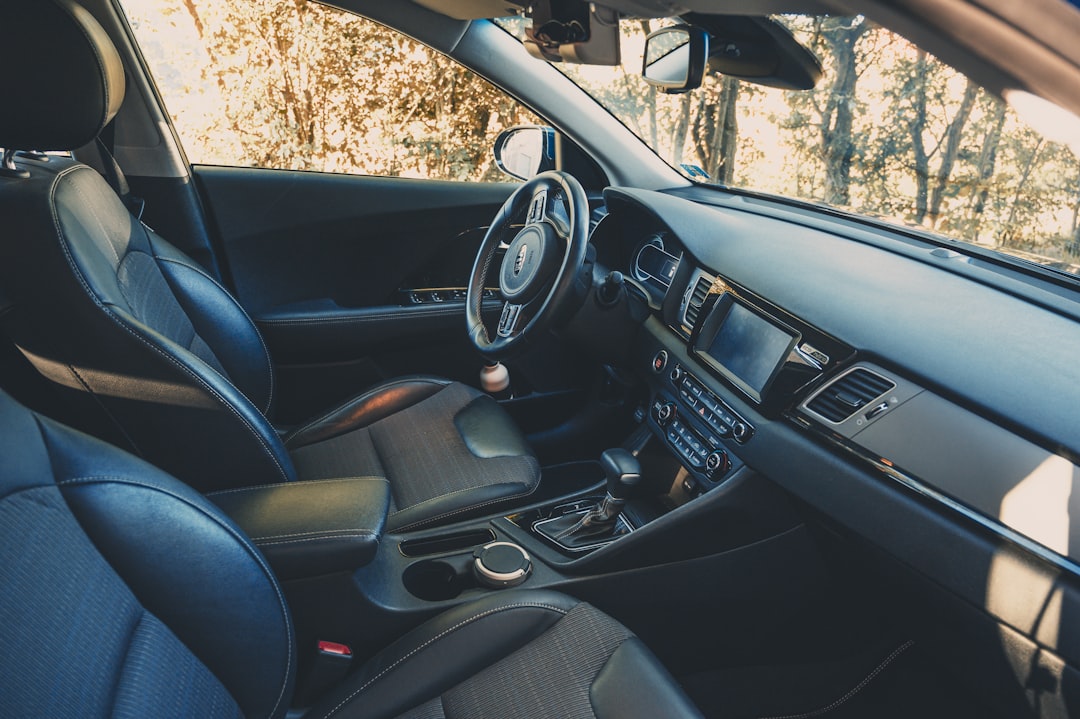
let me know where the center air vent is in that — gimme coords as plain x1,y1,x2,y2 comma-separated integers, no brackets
805,368,895,423
682,274,712,331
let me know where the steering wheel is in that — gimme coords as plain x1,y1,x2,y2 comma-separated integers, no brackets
467,170,591,359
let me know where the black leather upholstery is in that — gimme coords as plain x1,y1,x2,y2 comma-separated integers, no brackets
0,390,294,719
0,158,295,491
0,0,125,150
208,477,391,579
0,0,542,529
0,389,703,718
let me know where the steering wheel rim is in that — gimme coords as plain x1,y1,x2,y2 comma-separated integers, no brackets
467,170,590,360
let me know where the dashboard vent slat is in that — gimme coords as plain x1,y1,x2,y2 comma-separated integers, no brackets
683,276,712,331
806,368,895,423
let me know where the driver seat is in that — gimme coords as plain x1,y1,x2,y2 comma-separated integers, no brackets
0,0,540,532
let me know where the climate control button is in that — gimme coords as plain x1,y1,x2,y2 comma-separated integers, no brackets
656,402,676,425
705,450,731,479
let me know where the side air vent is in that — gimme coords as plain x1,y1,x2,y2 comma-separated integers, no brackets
806,368,896,423
682,274,712,331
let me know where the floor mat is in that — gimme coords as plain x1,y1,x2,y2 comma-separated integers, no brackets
680,640,1000,719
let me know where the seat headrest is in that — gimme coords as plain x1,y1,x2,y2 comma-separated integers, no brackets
0,0,125,151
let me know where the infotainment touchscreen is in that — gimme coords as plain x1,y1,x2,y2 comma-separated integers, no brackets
698,299,797,401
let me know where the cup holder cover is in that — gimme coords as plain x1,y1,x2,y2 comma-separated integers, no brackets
472,542,531,588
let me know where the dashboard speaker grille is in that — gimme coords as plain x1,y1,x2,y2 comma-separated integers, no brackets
806,368,895,423
683,276,712,331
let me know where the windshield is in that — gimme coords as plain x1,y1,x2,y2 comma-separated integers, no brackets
500,16,1080,276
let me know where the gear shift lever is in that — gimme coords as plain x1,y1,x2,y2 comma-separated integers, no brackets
536,449,641,550
594,447,641,517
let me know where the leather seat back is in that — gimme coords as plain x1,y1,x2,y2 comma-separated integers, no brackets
0,0,296,490
0,388,295,718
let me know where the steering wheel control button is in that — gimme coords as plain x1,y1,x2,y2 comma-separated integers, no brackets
497,304,522,337
652,350,668,374
527,191,547,223
473,542,532,589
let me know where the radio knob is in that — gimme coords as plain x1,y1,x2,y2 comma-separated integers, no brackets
669,365,685,383
656,402,675,426
732,421,751,443
705,450,730,478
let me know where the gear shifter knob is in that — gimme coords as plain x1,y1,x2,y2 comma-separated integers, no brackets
601,448,641,500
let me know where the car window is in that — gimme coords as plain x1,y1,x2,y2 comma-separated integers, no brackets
121,0,541,182
499,16,1080,277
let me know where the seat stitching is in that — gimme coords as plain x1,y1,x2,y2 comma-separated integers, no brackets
755,640,916,719
68,179,121,265
255,533,377,547
55,475,294,719
388,479,532,515
47,169,292,484
317,602,569,719
391,469,541,533
108,313,291,483
155,256,275,415
203,472,388,496
251,528,378,541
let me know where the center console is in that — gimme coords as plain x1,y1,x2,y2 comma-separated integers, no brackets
648,356,749,496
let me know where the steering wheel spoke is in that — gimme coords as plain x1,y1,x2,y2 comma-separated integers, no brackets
526,188,548,224
497,302,525,338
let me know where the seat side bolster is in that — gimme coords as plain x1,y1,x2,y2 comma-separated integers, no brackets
153,249,275,416
454,395,535,459
42,420,296,719
591,637,706,719
307,589,578,719
285,376,451,448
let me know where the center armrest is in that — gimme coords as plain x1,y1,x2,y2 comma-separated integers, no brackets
207,477,391,580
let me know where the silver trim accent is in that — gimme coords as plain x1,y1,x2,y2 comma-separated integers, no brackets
803,421,1080,579
473,541,532,585
797,341,829,368
532,511,634,552
680,268,715,333
800,365,897,425
632,235,679,288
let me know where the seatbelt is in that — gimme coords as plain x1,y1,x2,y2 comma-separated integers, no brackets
89,121,146,221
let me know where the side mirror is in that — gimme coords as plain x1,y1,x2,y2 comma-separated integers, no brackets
493,125,557,181
642,26,709,94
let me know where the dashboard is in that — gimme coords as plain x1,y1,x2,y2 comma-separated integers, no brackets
589,184,1080,677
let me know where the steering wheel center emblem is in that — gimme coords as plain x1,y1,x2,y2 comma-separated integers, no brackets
514,244,528,275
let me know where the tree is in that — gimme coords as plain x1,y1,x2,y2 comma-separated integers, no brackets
171,0,539,180
816,16,872,206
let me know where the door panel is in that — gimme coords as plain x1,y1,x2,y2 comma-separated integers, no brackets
193,166,588,424
195,166,514,314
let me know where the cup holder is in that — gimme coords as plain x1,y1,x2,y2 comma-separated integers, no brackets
403,559,470,601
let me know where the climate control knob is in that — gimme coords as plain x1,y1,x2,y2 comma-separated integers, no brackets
705,450,730,479
656,402,676,426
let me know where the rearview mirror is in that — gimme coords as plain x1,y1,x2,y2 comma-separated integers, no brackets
493,126,556,181
644,17,822,92
642,26,709,94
